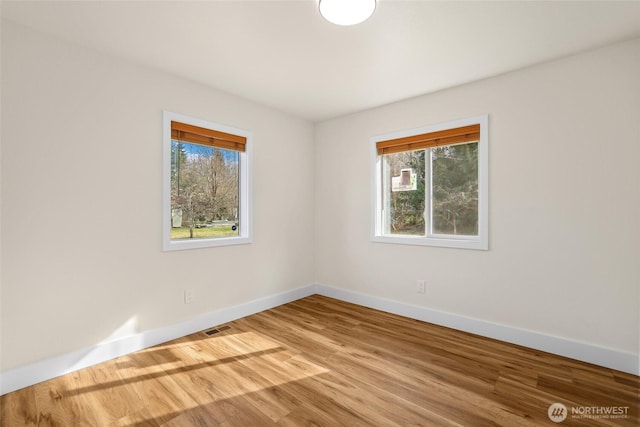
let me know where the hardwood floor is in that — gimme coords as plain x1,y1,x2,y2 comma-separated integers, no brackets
1,295,638,426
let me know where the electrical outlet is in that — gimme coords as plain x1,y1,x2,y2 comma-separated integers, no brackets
416,280,426,294
184,289,195,304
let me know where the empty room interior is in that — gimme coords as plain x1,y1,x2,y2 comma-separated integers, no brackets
1,1,639,426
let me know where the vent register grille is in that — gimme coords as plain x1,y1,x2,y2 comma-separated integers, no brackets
203,325,232,336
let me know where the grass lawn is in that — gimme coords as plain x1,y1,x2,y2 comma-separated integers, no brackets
170,226,238,240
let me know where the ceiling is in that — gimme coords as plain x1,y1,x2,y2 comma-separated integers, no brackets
2,1,640,122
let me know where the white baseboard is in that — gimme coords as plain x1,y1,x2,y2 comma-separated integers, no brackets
313,283,639,376
2,282,636,395
0,284,316,395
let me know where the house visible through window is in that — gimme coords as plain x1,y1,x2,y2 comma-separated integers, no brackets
372,115,488,250
163,112,252,251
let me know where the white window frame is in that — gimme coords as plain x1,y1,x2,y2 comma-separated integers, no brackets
162,111,252,251
371,115,488,250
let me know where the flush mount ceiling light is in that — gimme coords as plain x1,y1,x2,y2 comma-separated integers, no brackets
319,0,376,26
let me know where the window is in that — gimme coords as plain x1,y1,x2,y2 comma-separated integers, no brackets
371,115,488,250
163,111,252,251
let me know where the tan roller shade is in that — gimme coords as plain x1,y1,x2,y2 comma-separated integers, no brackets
377,124,479,155
171,121,246,152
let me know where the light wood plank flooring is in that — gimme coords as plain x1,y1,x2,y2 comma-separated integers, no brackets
1,295,638,426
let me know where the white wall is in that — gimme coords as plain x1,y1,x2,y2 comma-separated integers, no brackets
315,38,640,357
0,21,315,371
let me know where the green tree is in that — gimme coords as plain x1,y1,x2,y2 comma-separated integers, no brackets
171,141,188,197
431,142,478,235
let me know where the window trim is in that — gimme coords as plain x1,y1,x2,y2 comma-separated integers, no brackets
162,111,252,251
370,115,488,250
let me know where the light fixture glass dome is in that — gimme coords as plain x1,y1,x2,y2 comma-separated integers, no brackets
319,0,376,26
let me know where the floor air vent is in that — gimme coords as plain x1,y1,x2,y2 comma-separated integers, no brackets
204,325,231,336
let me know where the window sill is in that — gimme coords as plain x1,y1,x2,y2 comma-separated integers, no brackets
163,235,253,251
371,234,487,250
